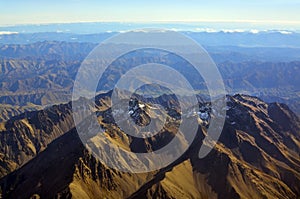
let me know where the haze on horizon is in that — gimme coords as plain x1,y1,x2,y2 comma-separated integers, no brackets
1,0,300,28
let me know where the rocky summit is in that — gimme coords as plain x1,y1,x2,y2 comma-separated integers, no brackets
0,92,299,199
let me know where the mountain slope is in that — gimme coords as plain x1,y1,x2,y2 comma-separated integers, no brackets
0,93,299,198
0,102,74,177
0,41,299,125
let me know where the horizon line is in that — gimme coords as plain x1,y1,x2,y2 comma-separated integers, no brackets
1,19,300,27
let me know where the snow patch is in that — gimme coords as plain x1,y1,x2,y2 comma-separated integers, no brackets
0,31,18,35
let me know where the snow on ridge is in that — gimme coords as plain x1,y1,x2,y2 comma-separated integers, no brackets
199,29,295,34
117,28,296,34
249,29,260,34
0,28,296,35
277,30,293,35
0,31,19,35
186,28,296,34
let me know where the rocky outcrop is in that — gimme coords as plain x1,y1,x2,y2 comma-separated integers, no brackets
0,93,299,199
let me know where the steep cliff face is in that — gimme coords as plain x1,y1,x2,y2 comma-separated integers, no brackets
0,102,74,177
0,93,299,199
0,129,156,199
189,95,300,199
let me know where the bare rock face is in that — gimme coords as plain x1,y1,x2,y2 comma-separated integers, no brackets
0,93,299,199
189,95,300,199
0,102,74,177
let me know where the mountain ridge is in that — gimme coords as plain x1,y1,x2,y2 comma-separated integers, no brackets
0,92,299,198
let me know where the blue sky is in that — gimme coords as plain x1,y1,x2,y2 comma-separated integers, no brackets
1,0,300,26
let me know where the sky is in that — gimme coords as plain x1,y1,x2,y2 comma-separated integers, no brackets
1,0,300,27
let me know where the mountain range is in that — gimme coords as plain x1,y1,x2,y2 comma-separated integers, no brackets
0,41,299,123
0,92,299,198
0,29,299,199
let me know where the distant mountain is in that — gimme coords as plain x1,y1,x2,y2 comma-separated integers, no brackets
0,41,93,121
186,31,300,48
206,46,300,63
1,30,300,48
218,61,300,115
1,25,300,199
0,92,299,199
0,41,299,124
0,41,95,60
0,42,94,96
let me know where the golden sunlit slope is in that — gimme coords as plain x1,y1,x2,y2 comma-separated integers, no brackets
0,93,299,199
